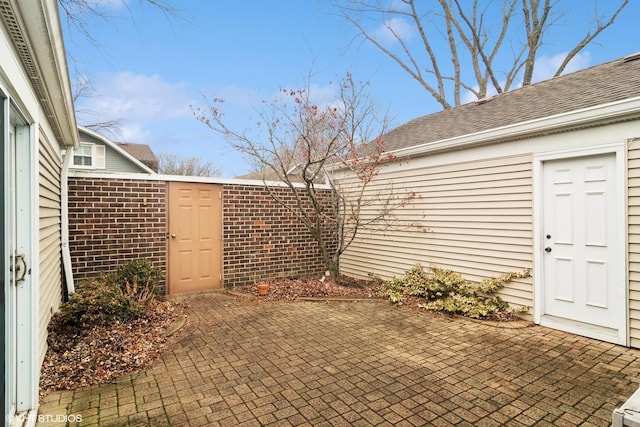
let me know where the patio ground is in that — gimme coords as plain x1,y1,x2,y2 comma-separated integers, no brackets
37,291,640,426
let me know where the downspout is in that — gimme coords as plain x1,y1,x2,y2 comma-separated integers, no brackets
61,147,75,294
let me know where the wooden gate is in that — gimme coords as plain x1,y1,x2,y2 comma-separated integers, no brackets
167,182,222,293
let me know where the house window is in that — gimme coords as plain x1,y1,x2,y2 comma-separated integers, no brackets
73,143,93,166
73,143,105,169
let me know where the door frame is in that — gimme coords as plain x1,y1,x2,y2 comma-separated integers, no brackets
533,142,627,345
13,119,37,413
1,91,7,426
2,93,38,421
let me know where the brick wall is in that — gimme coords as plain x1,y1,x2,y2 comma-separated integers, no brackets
68,177,167,293
222,184,336,287
67,177,336,292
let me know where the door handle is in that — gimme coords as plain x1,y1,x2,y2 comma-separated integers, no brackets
171,234,176,238
544,247,552,253
12,253,27,282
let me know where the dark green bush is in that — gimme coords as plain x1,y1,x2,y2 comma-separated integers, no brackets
106,259,162,305
54,279,143,333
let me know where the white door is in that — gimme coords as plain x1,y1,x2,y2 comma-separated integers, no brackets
3,105,33,422
541,153,624,344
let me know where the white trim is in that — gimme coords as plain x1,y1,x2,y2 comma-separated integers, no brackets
71,142,95,169
2,93,16,426
94,145,105,169
533,142,627,345
11,1,78,148
72,142,106,170
13,121,35,411
67,170,333,190
61,146,74,294
27,123,38,411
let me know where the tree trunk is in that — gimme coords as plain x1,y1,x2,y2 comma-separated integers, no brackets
326,258,340,285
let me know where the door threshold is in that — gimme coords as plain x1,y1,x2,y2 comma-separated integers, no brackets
540,314,623,345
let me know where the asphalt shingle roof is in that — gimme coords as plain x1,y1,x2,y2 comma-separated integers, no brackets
116,142,159,172
381,54,640,153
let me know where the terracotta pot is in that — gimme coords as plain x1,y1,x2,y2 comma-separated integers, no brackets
257,283,269,296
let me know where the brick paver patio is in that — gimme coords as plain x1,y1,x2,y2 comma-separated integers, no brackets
38,291,640,426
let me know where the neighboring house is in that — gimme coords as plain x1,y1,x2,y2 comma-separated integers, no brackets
335,53,640,348
117,142,159,172
72,126,158,175
238,164,327,184
1,2,78,425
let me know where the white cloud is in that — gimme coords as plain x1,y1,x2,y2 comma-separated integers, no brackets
374,17,415,46
308,83,338,107
76,71,192,125
460,51,594,103
118,123,151,144
531,51,592,83
209,85,261,109
204,82,338,113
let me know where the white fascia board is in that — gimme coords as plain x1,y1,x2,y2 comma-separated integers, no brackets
77,126,157,174
67,169,333,190
12,0,79,148
155,173,332,189
390,96,640,160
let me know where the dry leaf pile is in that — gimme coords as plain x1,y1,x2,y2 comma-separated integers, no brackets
235,275,384,301
40,299,183,396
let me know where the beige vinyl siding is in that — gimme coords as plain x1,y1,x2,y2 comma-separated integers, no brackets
338,153,534,312
628,138,640,348
38,136,62,365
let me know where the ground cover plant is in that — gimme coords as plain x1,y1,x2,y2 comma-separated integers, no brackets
382,263,531,319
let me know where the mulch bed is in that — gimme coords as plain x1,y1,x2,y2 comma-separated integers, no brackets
39,299,184,397
233,275,384,301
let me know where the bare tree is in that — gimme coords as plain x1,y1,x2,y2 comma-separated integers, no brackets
59,0,180,48
71,74,124,138
193,73,414,284
157,153,221,177
335,0,629,109
59,0,182,134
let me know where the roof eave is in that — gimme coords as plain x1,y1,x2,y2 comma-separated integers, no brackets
10,0,79,148
389,96,640,160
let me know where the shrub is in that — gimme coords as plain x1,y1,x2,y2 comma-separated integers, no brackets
382,277,407,303
53,279,143,334
106,259,162,305
383,263,531,319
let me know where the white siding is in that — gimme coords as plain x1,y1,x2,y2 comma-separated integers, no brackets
38,135,62,365
628,138,640,348
338,153,534,312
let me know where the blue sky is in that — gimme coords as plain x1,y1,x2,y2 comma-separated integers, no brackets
62,1,639,178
